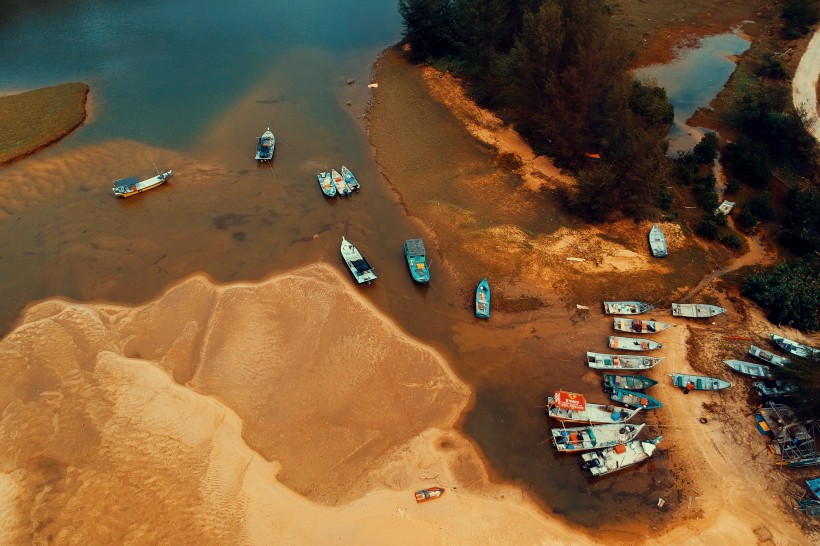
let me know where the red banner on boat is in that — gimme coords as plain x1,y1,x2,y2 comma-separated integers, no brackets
554,390,586,411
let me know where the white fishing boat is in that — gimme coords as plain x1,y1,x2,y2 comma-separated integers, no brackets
671,303,726,318
331,169,352,196
770,334,819,358
724,359,772,378
748,345,789,367
608,336,662,351
648,224,667,257
613,318,671,334
546,390,638,424
551,423,646,452
586,352,663,371
603,301,654,315
340,236,376,284
581,436,662,477
112,169,173,197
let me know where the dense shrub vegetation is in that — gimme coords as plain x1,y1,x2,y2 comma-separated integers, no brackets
742,259,820,331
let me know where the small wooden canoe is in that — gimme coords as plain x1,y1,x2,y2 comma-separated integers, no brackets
609,336,662,351
724,359,772,378
648,224,667,258
475,278,490,319
603,301,654,315
748,345,789,367
610,388,663,410
602,374,658,392
613,318,671,334
587,352,663,371
671,303,726,318
415,486,444,503
670,373,732,391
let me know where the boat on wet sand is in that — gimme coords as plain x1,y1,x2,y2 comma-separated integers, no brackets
770,334,819,358
587,352,663,371
648,224,667,257
340,236,376,284
415,486,444,503
581,436,662,477
551,423,646,452
602,374,658,392
609,336,662,351
724,359,772,378
603,301,654,315
610,388,663,410
748,345,789,367
546,390,638,424
255,127,275,162
613,318,671,334
331,169,352,196
404,238,430,284
475,278,490,319
672,303,726,318
317,171,336,197
340,165,360,191
112,169,173,197
671,373,732,391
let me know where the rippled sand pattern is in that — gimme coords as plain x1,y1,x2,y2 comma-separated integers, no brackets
0,265,470,543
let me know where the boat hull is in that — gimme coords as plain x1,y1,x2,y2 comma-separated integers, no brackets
601,374,658,392
587,352,662,371
770,334,819,358
112,170,173,197
404,239,430,284
603,301,654,315
255,128,275,162
581,436,662,477
671,303,726,318
551,423,645,452
546,397,637,424
748,345,789,367
340,236,377,284
608,336,662,351
475,278,490,318
649,224,667,258
610,388,663,410
724,359,771,378
671,373,732,391
317,171,336,197
415,487,444,502
613,318,670,334
341,166,360,191
331,169,351,196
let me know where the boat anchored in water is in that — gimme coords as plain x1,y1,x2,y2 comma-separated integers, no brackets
609,336,663,351
331,169,352,196
340,236,377,284
551,423,646,452
317,171,337,197
648,224,667,257
603,301,654,315
581,436,662,477
112,169,173,197
404,239,430,284
475,278,490,318
255,127,275,162
340,165,360,191
587,352,663,371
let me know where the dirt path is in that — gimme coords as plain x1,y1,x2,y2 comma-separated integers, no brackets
793,29,820,139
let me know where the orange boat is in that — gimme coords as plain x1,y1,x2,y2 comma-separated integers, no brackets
415,486,445,503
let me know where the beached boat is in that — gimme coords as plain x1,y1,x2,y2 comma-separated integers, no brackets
670,373,732,391
671,303,726,318
754,380,797,398
613,318,671,334
581,436,662,477
546,390,638,424
769,334,819,359
317,171,336,197
112,169,173,197
475,278,490,319
587,352,663,371
609,336,662,351
609,388,663,410
724,359,772,378
340,165,360,191
648,224,667,257
255,127,275,162
404,239,430,284
603,301,654,315
331,169,352,196
748,345,789,367
551,423,646,452
340,236,377,284
415,486,444,503
601,374,658,392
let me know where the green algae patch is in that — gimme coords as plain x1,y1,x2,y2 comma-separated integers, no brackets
0,82,89,165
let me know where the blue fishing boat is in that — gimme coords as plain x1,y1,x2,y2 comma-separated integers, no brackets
610,387,663,410
475,278,490,318
331,169,352,196
769,334,819,358
404,239,430,284
340,166,360,191
748,345,789,367
255,127,275,162
601,374,658,392
317,171,336,197
648,224,667,257
670,373,732,391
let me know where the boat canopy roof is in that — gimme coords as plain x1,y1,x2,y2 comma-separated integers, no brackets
114,176,138,186
351,258,372,272
405,239,426,257
553,390,586,411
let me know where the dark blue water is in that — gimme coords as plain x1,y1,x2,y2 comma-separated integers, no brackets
636,31,750,154
0,0,402,148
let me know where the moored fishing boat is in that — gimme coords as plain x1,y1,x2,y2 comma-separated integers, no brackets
671,303,726,318
317,171,336,197
748,345,789,367
601,374,658,392
769,334,819,358
112,169,173,197
340,165,360,191
648,224,667,257
415,486,444,503
587,352,662,371
609,388,663,410
340,236,377,284
331,168,352,196
609,336,662,351
724,359,772,378
581,436,662,477
613,318,671,334
670,373,732,391
404,239,430,284
255,127,275,162
475,278,490,319
546,390,638,424
551,423,646,452
603,301,654,315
